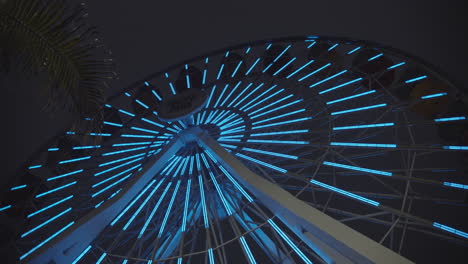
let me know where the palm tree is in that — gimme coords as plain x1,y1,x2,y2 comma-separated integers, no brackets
0,0,117,139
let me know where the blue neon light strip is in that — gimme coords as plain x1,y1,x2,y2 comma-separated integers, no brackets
235,153,287,173
102,146,148,156
253,109,305,125
48,148,59,151
216,64,225,80
198,175,209,228
88,132,112,136
164,72,176,95
136,99,149,109
123,179,166,230
333,122,394,130
138,181,172,239
206,85,217,108
267,219,313,264
71,245,92,264
0,205,11,212
158,181,181,237
113,142,152,147
405,75,427,83
434,116,466,122
58,156,91,164
250,98,302,119
311,180,380,206
36,181,77,198
273,57,296,76
309,70,347,88
319,77,363,94
231,61,243,77
27,195,73,218
220,126,245,135
93,164,141,187
130,126,159,134
220,81,242,107
331,142,397,148
443,182,468,190
208,171,233,215
141,118,165,128
328,43,338,51
326,90,376,105
104,121,123,127
421,92,447,99
233,83,264,108
240,84,278,111
11,184,27,190
368,53,383,61
110,180,156,226
214,84,229,108
217,165,253,202
248,94,294,117
307,41,316,48
242,147,298,160
99,153,146,167
189,156,194,175
72,145,101,150
245,58,261,75
240,236,257,264
331,103,387,115
182,179,192,232
323,161,392,176
21,207,72,238
118,109,135,117
387,62,406,70
347,46,361,54
443,146,468,150
19,221,75,261
96,253,107,264
208,248,215,264
286,60,314,79
247,139,309,145
250,130,308,137
252,117,311,130
152,90,162,101
243,88,283,112
433,222,468,239
92,173,133,198
298,63,331,82
228,83,253,108
262,45,291,72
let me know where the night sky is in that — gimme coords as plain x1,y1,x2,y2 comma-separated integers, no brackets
2,0,468,263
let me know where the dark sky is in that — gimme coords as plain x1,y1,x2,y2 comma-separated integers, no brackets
1,0,468,262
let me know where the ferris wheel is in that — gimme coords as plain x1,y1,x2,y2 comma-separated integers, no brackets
2,36,468,264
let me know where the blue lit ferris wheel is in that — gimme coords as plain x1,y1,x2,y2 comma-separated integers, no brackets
2,36,468,264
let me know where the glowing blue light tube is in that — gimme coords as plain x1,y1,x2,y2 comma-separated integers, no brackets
248,94,294,117
240,236,257,264
11,184,27,190
235,153,287,173
286,60,314,79
19,221,75,261
216,113,239,127
121,134,156,138
433,222,468,239
158,180,181,237
72,145,101,150
250,98,302,119
242,147,298,160
113,142,152,147
307,41,316,48
443,146,468,150
48,148,59,151
217,165,253,202
208,171,233,215
189,156,194,175
252,109,305,125
434,116,466,122
110,180,156,226
233,83,264,108
141,118,165,128
331,142,397,148
214,84,229,108
368,53,383,61
298,63,331,82
182,179,192,232
104,121,123,127
28,195,73,218
152,90,162,101
216,64,225,80
319,77,363,94
198,175,209,228
331,103,387,115
138,181,173,239
252,117,311,130
333,122,394,130
99,153,146,167
387,62,406,70
88,132,112,137
96,253,107,264
123,179,166,230
262,45,292,72
201,153,210,168
421,92,447,99
326,90,376,105
93,164,141,187
273,57,296,76
243,88,283,112
130,126,159,134
240,84,278,111
102,146,148,156
58,156,91,164
71,245,92,264
228,82,253,108
347,46,361,54
208,248,215,264
245,58,260,75
220,125,245,135
323,161,392,176
443,182,468,190
36,181,77,198
220,81,242,107
206,85,217,108
250,130,308,137
267,219,313,264
135,99,149,109
231,61,243,77
0,205,11,212
118,109,135,117
309,70,347,88
311,180,380,206
328,43,338,51
92,173,132,198
21,207,72,238
405,75,427,83
247,139,309,145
